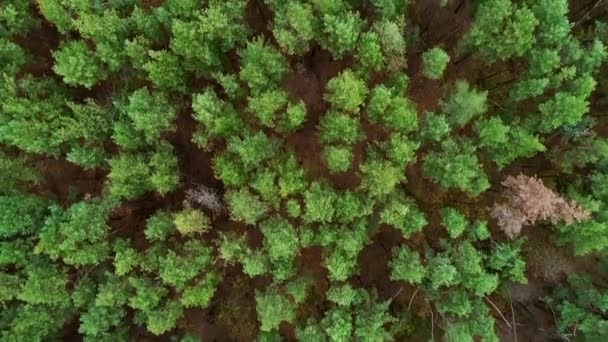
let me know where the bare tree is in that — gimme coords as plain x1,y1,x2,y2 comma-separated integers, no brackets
490,174,590,238
185,184,225,218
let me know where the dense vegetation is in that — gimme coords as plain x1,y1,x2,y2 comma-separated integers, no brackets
1,0,608,341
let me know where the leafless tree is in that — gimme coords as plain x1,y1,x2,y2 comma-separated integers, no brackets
490,174,590,238
185,184,225,218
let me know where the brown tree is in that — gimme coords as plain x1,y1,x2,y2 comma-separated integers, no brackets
490,174,590,238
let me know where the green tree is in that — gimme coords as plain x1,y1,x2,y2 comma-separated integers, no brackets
319,111,365,145
126,88,177,143
324,145,353,173
367,85,418,133
380,192,426,238
226,132,279,168
36,199,111,266
303,182,338,223
441,80,488,128
0,194,47,238
389,246,425,284
270,1,316,55
324,69,368,113
260,216,300,280
255,289,297,332
173,207,210,235
52,40,104,88
108,153,152,200
360,154,404,198
149,142,180,195
356,31,385,72
423,138,489,196
169,0,247,71
225,188,269,225
239,37,288,93
145,211,177,242
441,207,467,239
422,47,450,79
320,11,363,58
463,0,538,61
144,50,187,92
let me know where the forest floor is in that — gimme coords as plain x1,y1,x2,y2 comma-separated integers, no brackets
21,0,608,340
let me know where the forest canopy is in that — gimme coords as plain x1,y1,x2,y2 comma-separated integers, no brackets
1,0,608,341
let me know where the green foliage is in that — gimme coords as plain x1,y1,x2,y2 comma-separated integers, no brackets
423,138,489,196
555,173,608,255
356,31,385,72
464,0,538,61
170,0,247,71
426,254,458,290
255,289,297,332
421,112,450,142
126,88,177,143
375,19,406,71
173,207,210,235
53,40,104,88
441,207,467,239
239,37,288,93
144,50,186,92
37,199,111,266
145,300,183,335
149,142,180,195
319,111,365,145
226,132,279,168
389,246,425,283
192,88,244,149
422,47,450,79
0,1,35,37
0,194,47,238
487,240,527,284
441,80,488,128
271,1,316,55
324,69,368,114
108,153,151,200
144,211,176,241
476,118,545,168
367,85,418,132
159,240,212,289
324,145,353,173
320,11,363,58
303,182,338,223
1,2,606,341
538,92,591,133
260,216,300,280
360,153,404,198
380,192,426,237
226,188,269,225
546,274,608,340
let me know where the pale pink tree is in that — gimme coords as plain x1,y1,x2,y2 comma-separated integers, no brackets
490,174,590,238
